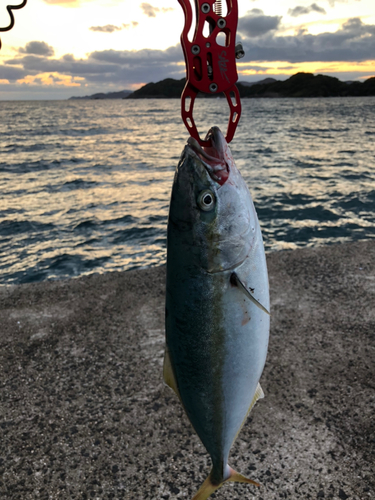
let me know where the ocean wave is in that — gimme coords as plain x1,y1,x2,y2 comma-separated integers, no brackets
0,219,55,236
1,97,374,284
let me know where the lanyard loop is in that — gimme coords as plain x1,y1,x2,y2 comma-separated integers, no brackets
178,0,242,146
0,0,28,50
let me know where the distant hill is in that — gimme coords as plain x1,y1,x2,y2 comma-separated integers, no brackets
238,78,277,87
127,78,186,99
69,90,132,100
68,73,375,100
236,73,375,98
126,73,375,98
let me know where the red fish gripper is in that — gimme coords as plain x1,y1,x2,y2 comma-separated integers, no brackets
178,0,242,146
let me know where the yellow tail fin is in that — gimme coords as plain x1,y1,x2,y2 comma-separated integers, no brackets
227,466,260,486
191,467,260,500
191,474,220,500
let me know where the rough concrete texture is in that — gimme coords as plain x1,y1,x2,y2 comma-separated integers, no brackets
0,240,374,500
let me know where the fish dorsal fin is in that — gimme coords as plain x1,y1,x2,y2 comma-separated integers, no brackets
230,272,270,315
163,348,182,401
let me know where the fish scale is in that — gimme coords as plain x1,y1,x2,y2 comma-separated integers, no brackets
164,126,270,499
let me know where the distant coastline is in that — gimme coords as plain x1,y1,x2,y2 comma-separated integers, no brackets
69,72,375,100
69,90,132,100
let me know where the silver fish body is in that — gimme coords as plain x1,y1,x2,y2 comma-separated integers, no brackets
164,127,269,499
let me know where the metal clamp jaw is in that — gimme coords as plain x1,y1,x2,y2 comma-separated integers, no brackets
178,0,242,146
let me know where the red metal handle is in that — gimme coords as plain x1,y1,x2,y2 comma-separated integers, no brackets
181,81,241,147
178,0,241,145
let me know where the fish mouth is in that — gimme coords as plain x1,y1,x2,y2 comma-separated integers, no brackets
187,127,229,185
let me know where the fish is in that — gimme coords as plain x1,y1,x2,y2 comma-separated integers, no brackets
164,126,270,500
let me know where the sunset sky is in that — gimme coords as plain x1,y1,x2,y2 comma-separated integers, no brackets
0,0,374,99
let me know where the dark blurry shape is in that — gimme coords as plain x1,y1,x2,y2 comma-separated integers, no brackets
235,42,245,59
0,0,27,50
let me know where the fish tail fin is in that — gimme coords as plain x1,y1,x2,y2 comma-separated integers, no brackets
191,472,220,500
227,466,260,487
191,467,260,500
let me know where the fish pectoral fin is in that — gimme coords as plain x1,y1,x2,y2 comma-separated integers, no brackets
233,383,264,443
230,272,270,315
163,348,181,400
248,382,264,414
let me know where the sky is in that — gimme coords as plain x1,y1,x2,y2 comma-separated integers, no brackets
0,0,374,99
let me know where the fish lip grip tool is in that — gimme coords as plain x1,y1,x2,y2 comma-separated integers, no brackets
178,0,242,146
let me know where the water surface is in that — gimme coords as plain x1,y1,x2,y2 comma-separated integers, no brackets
1,97,374,284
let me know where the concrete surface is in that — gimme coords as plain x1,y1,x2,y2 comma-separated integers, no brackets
0,240,374,500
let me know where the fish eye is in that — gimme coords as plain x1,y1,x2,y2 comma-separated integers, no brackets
197,190,215,211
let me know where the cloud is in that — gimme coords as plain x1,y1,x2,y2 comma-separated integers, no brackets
2,18,374,90
327,0,360,6
240,17,375,63
18,41,55,56
88,45,182,65
16,72,84,87
140,2,173,18
140,3,158,17
90,24,123,33
239,64,272,73
0,65,28,82
238,9,282,38
89,22,138,33
288,3,326,17
43,0,80,5
4,45,184,86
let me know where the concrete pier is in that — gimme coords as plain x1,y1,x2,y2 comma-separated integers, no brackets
1,240,374,499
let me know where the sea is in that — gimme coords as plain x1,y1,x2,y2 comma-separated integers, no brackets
1,97,374,285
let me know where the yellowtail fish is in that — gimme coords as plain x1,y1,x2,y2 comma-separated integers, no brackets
164,126,270,500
